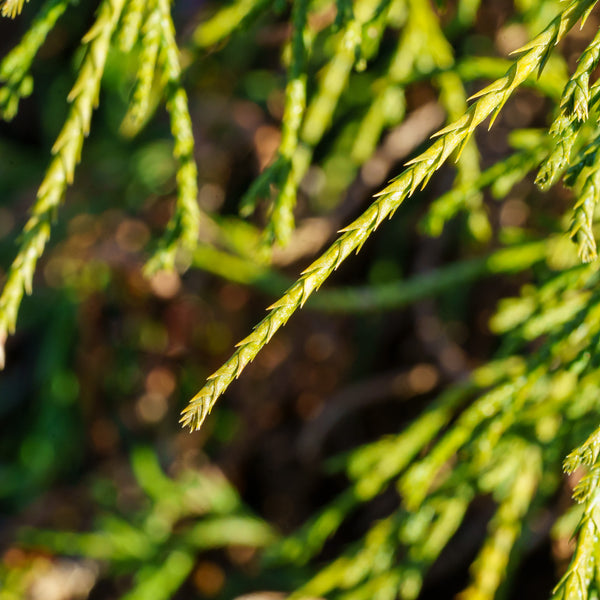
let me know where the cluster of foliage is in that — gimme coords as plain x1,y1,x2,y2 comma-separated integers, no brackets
5,0,600,599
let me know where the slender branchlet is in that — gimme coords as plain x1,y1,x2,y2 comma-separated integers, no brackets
280,0,309,160
565,424,600,474
431,0,487,241
437,71,488,240
562,26,600,121
144,0,200,273
0,0,127,369
352,0,442,163
570,164,600,262
551,464,600,600
456,54,564,100
180,0,598,431
350,0,411,163
408,0,454,72
262,0,309,246
301,0,383,147
490,266,589,337
120,0,161,134
357,0,396,66
562,130,600,262
117,0,147,52
0,0,72,120
537,65,600,193
1,0,28,18
536,113,584,190
564,122,600,186
243,0,393,244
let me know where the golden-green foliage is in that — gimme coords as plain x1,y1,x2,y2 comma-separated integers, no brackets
0,0,127,368
181,0,597,431
6,1,600,599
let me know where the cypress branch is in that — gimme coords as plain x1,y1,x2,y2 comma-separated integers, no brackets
0,0,127,368
561,26,600,121
1,0,28,18
120,0,161,133
262,0,309,246
117,0,146,52
181,0,599,431
145,0,200,273
552,462,600,600
0,0,72,120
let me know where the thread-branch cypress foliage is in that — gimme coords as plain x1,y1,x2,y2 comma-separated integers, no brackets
261,0,309,246
1,0,29,18
555,428,600,600
0,0,202,363
117,0,146,52
180,0,599,431
0,0,72,120
0,0,127,368
7,1,600,599
120,0,161,133
144,0,200,273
